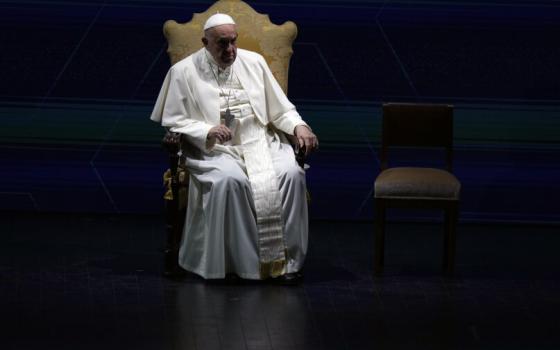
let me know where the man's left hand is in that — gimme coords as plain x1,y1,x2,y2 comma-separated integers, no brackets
294,125,319,157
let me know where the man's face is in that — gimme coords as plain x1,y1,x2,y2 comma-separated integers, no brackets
203,24,238,68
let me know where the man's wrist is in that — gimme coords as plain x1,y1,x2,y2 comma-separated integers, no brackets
294,124,311,135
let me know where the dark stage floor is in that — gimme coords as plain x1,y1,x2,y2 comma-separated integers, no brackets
1,213,559,349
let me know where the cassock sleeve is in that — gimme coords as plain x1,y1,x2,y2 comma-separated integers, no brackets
150,65,213,151
258,56,308,135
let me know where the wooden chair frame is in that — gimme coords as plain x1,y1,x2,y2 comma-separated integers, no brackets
374,103,459,276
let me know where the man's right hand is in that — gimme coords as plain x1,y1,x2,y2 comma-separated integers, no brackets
207,125,232,144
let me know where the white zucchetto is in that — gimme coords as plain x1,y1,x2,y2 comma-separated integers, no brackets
203,13,236,30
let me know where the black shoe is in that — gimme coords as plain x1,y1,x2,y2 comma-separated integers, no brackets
272,272,303,285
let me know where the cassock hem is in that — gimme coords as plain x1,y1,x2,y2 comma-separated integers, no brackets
179,263,263,280
179,263,303,281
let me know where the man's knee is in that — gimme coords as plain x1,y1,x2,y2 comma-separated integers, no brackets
215,170,249,191
279,163,305,184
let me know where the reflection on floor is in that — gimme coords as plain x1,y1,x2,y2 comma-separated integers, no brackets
1,213,559,349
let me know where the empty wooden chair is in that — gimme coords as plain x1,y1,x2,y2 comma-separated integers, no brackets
374,103,461,275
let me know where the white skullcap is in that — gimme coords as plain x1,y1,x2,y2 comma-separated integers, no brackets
203,13,236,30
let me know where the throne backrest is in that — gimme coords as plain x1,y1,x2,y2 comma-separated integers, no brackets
163,0,297,93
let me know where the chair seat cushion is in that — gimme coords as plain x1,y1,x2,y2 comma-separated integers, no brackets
375,167,461,200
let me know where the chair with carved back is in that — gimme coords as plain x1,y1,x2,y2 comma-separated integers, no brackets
159,0,301,277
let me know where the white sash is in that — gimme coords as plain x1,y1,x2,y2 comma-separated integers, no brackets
240,119,286,278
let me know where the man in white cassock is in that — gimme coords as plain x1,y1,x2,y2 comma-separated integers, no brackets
150,14,318,282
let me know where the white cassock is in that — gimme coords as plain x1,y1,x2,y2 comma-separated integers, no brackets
150,48,309,279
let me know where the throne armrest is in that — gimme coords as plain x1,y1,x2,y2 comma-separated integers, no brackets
285,133,306,169
162,130,181,154
161,129,191,192
161,130,183,182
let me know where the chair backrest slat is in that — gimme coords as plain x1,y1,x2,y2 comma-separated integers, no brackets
380,103,454,172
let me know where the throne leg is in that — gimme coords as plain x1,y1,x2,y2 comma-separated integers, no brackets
163,195,185,278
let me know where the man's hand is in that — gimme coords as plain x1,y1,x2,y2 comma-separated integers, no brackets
207,125,232,144
294,125,319,157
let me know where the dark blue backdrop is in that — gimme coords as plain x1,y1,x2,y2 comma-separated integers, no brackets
1,0,559,223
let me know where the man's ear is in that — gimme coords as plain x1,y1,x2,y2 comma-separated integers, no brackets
201,37,208,46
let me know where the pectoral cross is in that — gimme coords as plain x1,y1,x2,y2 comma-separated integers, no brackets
224,108,234,128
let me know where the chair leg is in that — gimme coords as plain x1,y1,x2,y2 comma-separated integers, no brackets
443,203,458,276
163,189,187,279
443,209,449,271
164,197,180,278
374,199,386,276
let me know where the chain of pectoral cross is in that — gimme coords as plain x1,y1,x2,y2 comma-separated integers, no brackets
207,52,235,127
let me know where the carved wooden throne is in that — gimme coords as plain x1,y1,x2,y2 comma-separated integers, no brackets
160,0,299,277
